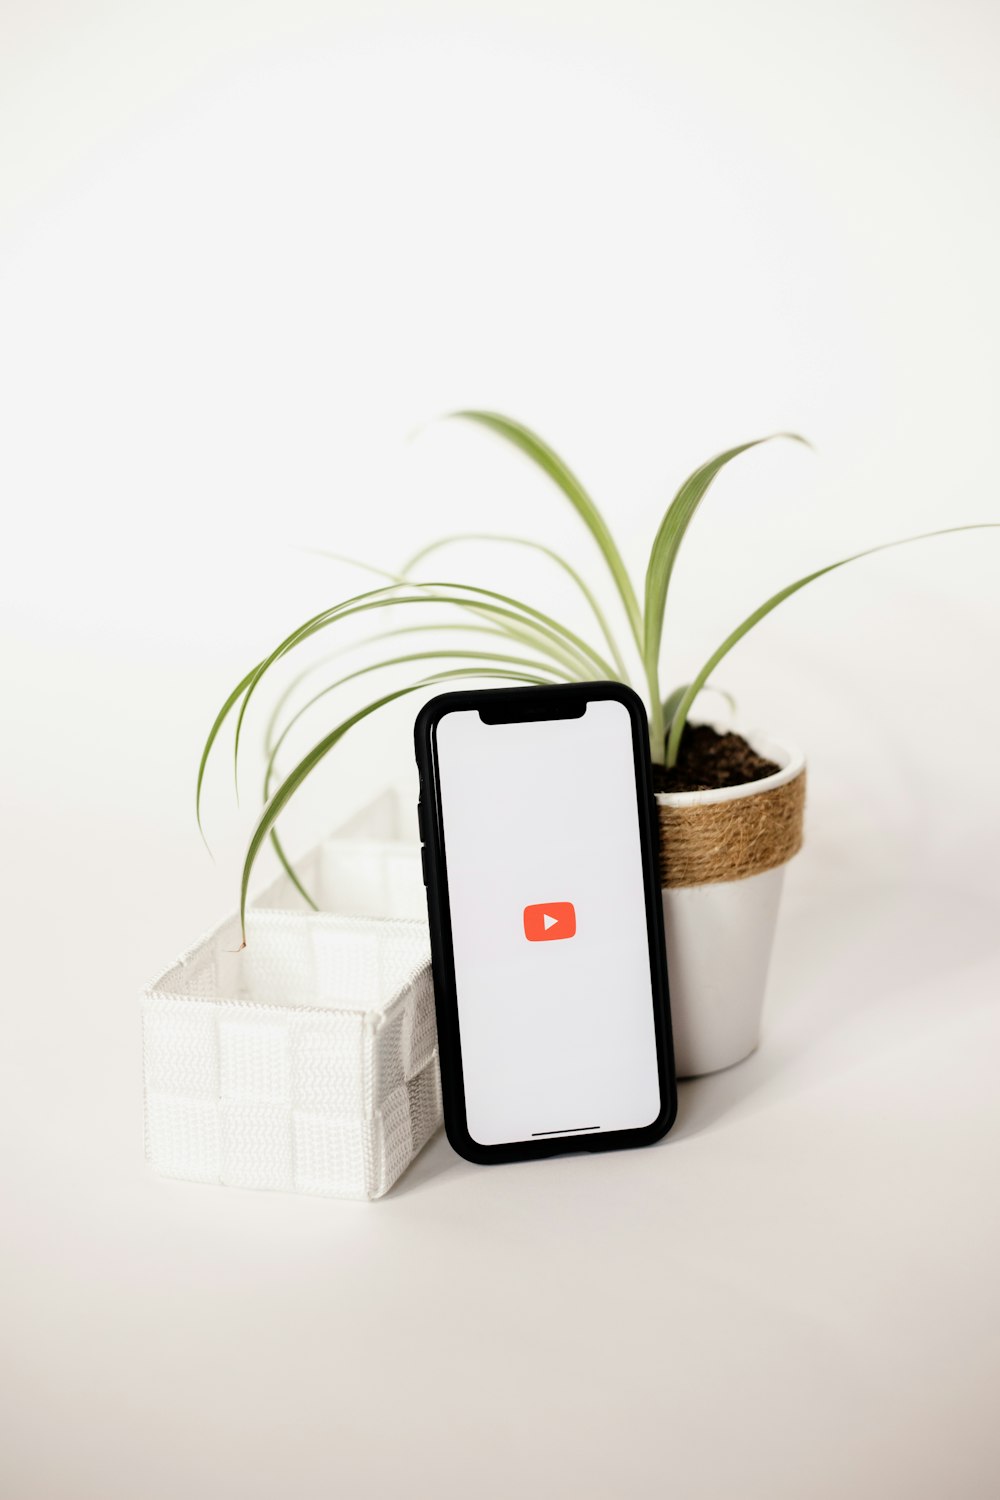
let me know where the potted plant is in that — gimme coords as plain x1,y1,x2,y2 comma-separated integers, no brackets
198,411,995,1078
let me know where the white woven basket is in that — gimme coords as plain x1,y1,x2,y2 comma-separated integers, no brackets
141,794,441,1200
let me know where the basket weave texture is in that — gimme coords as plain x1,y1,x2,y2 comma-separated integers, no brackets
141,805,441,1200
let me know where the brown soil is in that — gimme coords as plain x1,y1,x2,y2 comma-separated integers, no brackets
653,723,780,794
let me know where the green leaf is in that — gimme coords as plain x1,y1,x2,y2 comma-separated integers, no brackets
300,549,399,581
665,523,1000,767
457,604,596,680
660,684,689,734
402,530,631,681
231,580,618,791
268,828,319,910
263,647,565,797
196,663,262,845
308,549,595,679
642,435,807,743
240,666,552,937
260,639,566,922
262,621,565,757
449,412,644,652
661,682,736,731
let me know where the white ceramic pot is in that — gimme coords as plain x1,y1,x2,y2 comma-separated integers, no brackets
656,729,805,1078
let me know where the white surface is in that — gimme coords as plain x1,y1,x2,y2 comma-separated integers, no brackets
5,860,1000,1500
2,1,1000,1496
436,701,661,1143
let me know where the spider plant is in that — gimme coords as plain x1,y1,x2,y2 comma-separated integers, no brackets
196,411,997,937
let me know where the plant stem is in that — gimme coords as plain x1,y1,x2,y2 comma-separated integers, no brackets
647,684,665,765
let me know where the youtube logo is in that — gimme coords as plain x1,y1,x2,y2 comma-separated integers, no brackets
523,901,577,942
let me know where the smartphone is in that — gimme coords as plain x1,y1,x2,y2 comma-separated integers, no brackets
414,681,676,1165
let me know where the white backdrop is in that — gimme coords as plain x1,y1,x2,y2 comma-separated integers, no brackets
2,3,999,1497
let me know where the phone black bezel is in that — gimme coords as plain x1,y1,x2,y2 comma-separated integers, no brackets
413,680,677,1166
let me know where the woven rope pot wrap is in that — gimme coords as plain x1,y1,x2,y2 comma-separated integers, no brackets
657,768,806,889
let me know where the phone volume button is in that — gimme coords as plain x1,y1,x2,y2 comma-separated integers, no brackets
420,844,429,886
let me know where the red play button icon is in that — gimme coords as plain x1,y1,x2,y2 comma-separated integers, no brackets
523,901,577,942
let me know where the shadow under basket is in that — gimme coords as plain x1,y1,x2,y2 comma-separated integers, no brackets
141,793,441,1200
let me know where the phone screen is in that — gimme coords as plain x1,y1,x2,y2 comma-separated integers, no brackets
434,697,663,1146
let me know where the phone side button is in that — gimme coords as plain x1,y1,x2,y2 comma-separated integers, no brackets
420,844,429,886
417,798,428,841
